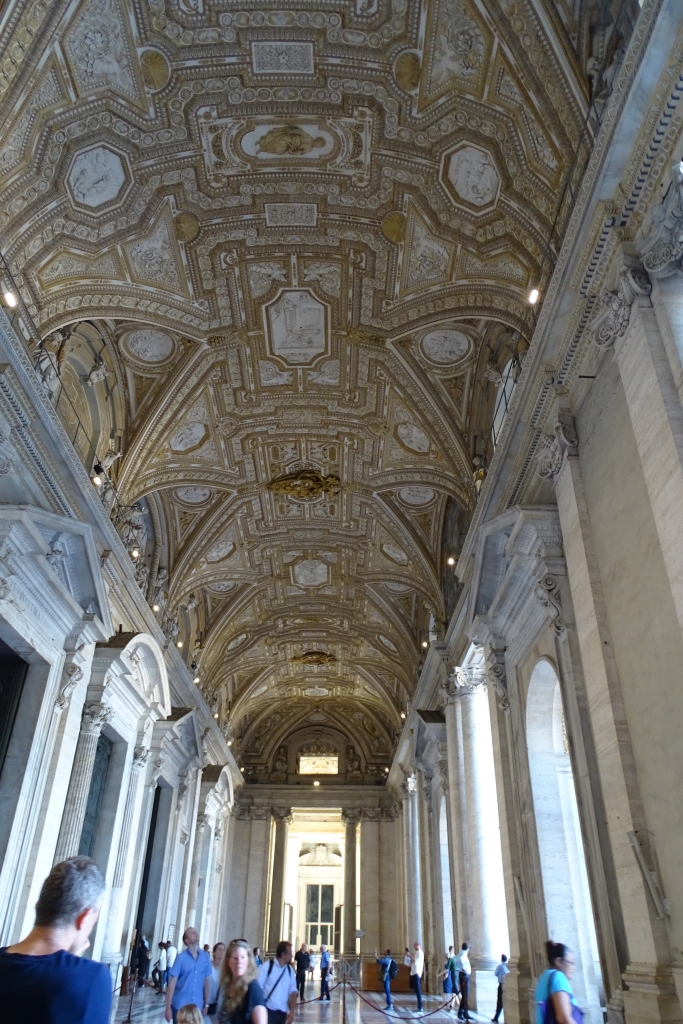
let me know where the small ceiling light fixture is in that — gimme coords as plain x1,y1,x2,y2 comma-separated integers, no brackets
528,287,540,305
193,674,200,684
240,766,244,772
313,780,320,786
176,640,183,648
400,712,406,719
447,556,455,566
227,739,233,746
384,767,389,773
213,712,219,719
131,547,140,559
422,640,428,648
152,603,160,612
92,462,104,487
3,290,17,308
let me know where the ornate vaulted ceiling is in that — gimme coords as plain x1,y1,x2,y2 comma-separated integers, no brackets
0,0,588,778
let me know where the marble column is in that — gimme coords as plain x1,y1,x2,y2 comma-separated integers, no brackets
186,813,209,926
342,809,361,955
401,775,423,945
54,701,113,863
417,767,437,991
101,745,149,980
359,809,381,955
456,667,507,970
440,683,470,946
267,807,292,953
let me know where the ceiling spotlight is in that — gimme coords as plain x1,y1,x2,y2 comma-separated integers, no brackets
131,548,140,559
152,603,160,612
447,557,455,566
400,712,406,719
313,780,320,787
240,766,244,772
3,291,17,308
384,767,389,773
528,287,539,305
422,640,428,648
92,473,102,487
176,640,183,648
213,712,219,719
193,675,200,684
227,739,233,746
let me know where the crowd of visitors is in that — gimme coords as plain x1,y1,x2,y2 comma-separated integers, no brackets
0,855,583,1024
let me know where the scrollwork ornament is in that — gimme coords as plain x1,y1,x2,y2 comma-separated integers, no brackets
591,265,652,350
537,411,579,484
534,573,565,636
55,664,83,711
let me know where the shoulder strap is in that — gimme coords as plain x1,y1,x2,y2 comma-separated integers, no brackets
268,959,275,978
264,960,290,1005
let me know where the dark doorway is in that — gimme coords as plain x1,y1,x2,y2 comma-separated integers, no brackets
78,734,114,858
0,637,29,781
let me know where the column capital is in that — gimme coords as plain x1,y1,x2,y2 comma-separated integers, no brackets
271,806,292,823
81,701,113,735
591,259,652,350
401,772,418,798
453,665,488,696
342,807,362,825
196,813,209,832
537,407,579,484
359,807,382,821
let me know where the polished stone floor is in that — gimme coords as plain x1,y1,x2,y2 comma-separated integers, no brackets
112,979,496,1023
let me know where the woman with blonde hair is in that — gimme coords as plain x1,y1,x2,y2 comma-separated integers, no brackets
177,1007,203,1024
215,940,267,1024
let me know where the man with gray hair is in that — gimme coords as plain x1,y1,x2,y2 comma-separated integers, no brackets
0,856,111,1022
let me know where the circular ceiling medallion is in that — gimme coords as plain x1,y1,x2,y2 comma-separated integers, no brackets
175,486,211,504
394,51,421,93
399,486,435,506
208,581,236,593
175,212,200,242
140,49,171,91
420,328,470,366
123,329,174,364
381,211,406,243
385,581,411,593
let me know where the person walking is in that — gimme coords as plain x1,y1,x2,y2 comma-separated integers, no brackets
165,926,212,1023
294,942,310,1001
154,941,168,991
455,943,472,1022
254,947,263,968
318,944,331,1001
409,940,424,1016
209,942,227,1015
534,942,582,1024
137,934,151,987
216,940,267,1024
375,948,395,1010
492,954,509,1022
0,856,111,1023
444,946,460,1012
164,942,174,990
258,940,298,1024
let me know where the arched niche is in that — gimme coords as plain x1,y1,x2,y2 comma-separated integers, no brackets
91,631,171,719
526,659,604,1023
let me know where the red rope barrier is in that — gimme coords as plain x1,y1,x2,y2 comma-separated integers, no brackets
347,981,458,1019
297,980,341,1004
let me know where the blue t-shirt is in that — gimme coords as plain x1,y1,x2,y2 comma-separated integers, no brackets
170,947,213,1010
535,969,577,1024
0,947,111,1023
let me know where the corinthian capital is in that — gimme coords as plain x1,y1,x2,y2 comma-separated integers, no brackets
341,808,362,825
591,262,651,350
272,806,293,823
81,702,113,735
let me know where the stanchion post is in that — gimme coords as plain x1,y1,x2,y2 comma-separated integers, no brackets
123,968,138,1023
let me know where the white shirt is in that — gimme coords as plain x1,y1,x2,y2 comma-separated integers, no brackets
410,949,424,977
210,964,221,1003
258,959,298,1012
167,945,177,968
159,948,167,970
495,962,509,984
455,950,471,976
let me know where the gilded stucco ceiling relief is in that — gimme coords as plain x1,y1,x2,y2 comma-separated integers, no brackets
0,0,587,776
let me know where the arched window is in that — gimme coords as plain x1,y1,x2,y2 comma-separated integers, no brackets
439,796,454,950
491,359,516,447
526,661,604,1023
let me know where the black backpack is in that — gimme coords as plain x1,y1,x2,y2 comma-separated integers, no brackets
388,959,399,979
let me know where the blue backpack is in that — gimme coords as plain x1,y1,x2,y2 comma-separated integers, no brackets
537,971,584,1024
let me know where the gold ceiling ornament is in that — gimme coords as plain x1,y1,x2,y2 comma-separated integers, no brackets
175,212,200,243
268,468,341,501
393,51,421,93
381,211,407,243
346,327,385,346
140,49,171,91
291,650,337,666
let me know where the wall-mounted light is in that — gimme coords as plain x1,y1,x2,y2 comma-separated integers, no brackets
91,462,104,487
193,674,200,684
528,287,539,305
400,712,406,719
213,712,219,719
313,780,320,787
384,767,389,773
131,548,140,559
3,291,17,308
227,739,233,746
176,640,183,648
240,766,244,772
152,603,160,612
422,640,428,649
447,557,455,566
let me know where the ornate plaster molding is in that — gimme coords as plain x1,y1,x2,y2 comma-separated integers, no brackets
537,408,579,483
591,262,652,349
641,164,683,278
534,573,565,636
